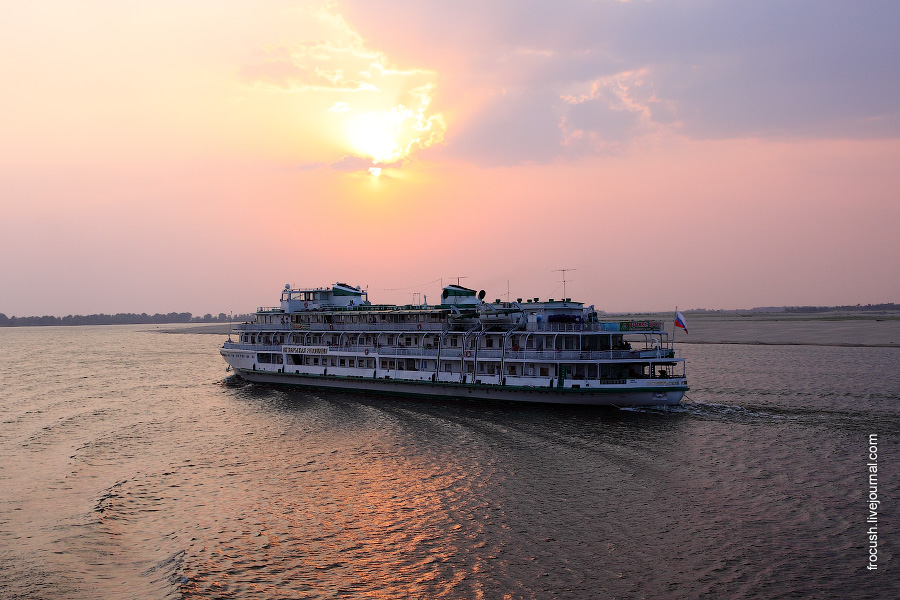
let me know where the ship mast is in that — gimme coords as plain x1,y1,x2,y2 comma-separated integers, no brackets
552,268,576,299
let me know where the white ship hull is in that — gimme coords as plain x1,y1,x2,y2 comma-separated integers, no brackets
229,365,686,407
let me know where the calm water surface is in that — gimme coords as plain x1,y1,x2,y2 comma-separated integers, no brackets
0,325,897,599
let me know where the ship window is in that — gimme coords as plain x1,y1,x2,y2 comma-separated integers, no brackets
540,367,549,377
450,338,458,347
486,338,493,348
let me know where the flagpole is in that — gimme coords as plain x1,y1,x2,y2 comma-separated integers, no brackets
673,306,677,344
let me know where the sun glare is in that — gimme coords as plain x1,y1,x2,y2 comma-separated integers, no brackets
346,112,404,163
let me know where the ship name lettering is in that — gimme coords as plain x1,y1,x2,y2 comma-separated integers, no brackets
283,346,329,355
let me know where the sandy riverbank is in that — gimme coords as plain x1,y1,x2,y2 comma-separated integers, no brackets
161,313,900,347
621,312,900,347
154,323,237,335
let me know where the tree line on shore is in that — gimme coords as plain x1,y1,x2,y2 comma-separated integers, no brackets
685,303,899,314
782,303,900,313
0,313,255,327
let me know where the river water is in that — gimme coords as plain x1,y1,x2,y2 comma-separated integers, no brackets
0,324,897,599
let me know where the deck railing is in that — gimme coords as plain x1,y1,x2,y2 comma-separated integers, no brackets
236,321,675,336
224,341,680,361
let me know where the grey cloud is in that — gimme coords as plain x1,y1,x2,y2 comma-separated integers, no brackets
342,0,900,163
565,96,642,142
443,88,566,166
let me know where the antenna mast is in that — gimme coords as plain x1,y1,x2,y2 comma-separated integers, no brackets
552,268,576,299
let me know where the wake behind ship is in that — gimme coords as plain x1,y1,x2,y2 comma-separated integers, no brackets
220,282,688,406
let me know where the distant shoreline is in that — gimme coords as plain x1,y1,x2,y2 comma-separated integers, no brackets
0,313,254,328
155,323,237,335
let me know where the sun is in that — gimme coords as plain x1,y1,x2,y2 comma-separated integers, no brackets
337,93,446,171
345,111,405,164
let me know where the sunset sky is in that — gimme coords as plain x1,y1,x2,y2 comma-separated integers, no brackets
2,1,898,316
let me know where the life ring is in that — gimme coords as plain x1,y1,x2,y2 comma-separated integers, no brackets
417,323,422,330
329,324,333,330
465,351,472,358
364,348,369,355
304,301,308,308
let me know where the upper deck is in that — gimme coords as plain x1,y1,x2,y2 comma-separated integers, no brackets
245,284,667,336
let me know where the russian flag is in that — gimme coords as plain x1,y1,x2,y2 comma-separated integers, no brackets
675,310,688,334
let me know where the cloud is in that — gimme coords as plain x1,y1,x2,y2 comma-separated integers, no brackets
238,5,383,93
294,155,405,173
339,0,900,165
241,3,446,168
328,155,377,171
444,88,565,165
239,45,378,92
296,161,328,171
559,69,670,154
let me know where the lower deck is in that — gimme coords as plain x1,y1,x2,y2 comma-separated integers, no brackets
221,344,686,390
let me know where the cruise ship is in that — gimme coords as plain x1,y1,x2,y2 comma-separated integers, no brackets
220,282,688,406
